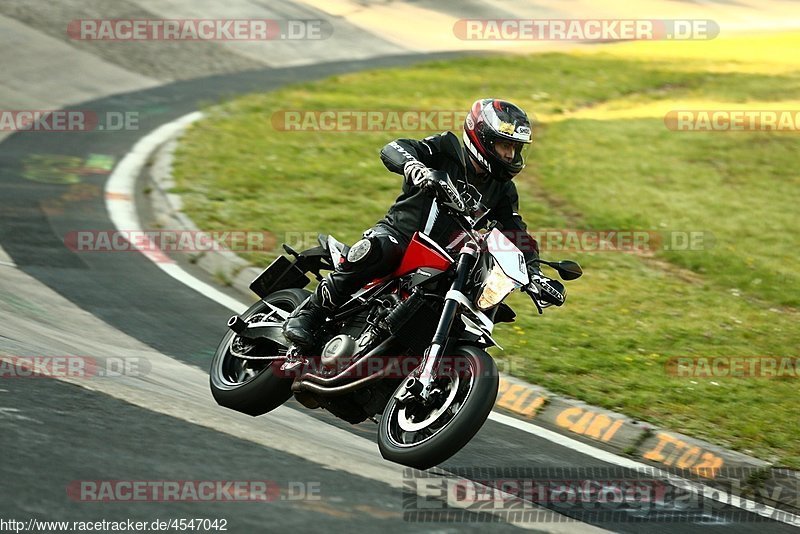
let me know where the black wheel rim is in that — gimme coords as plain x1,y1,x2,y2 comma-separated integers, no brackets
384,358,476,448
214,298,293,387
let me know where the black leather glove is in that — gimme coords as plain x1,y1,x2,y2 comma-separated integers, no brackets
528,270,567,306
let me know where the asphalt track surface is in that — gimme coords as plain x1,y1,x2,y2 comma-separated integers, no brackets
2,52,799,533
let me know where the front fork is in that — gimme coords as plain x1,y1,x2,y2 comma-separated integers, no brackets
395,241,479,403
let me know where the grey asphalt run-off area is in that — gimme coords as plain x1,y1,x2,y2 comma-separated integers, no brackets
1,1,798,532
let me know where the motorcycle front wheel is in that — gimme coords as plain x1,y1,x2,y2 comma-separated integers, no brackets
377,345,499,469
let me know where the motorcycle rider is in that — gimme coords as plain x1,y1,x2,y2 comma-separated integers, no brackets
282,98,564,349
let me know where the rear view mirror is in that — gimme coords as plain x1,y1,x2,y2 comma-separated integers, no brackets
535,258,583,280
554,260,582,280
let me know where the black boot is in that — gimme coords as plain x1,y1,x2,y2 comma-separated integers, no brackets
282,282,334,348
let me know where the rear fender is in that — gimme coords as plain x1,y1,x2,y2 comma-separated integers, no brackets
249,243,334,298
249,256,310,298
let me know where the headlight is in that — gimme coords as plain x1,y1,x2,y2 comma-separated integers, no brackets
477,264,517,310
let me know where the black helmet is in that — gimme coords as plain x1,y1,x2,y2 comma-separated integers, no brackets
463,98,532,182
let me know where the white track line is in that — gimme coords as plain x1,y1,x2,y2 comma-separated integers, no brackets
105,111,800,527
105,112,243,313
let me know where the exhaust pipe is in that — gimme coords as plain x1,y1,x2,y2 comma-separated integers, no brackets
227,315,247,334
292,365,395,396
299,337,396,386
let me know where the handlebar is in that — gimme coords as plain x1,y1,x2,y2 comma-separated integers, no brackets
427,171,571,312
426,170,487,234
427,171,470,215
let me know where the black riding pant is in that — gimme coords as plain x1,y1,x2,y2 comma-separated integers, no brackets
313,225,407,310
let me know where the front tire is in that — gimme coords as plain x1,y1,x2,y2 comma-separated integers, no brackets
377,345,498,469
209,288,310,416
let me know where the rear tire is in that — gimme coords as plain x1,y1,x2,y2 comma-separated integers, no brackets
377,345,498,469
209,288,310,416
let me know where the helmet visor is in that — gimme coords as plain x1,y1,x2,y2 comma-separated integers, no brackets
490,139,529,168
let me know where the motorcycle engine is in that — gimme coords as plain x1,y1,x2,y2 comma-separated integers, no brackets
321,334,356,369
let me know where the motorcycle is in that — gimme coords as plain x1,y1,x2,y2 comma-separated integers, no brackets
209,171,582,469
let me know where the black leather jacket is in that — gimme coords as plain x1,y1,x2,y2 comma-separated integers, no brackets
377,131,539,263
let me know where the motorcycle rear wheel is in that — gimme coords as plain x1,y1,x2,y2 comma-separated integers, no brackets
209,288,310,416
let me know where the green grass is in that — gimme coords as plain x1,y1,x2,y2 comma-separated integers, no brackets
172,44,800,467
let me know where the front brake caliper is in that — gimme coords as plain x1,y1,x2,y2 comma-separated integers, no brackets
394,376,425,404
